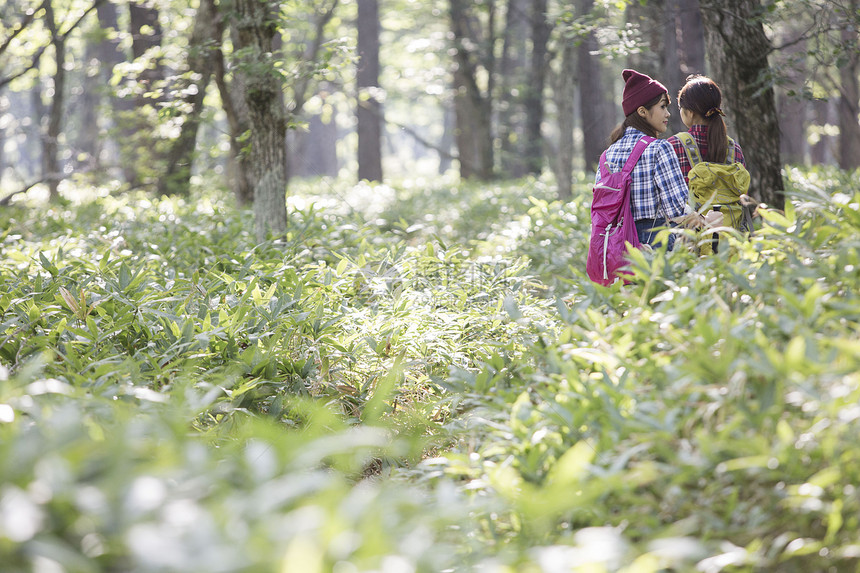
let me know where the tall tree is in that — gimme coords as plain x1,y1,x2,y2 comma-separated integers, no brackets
699,0,784,209
34,0,102,199
158,0,220,196
234,0,288,241
775,25,808,165
125,0,166,188
524,0,551,175
837,0,860,169
551,38,576,198
677,0,705,75
41,0,65,200
662,0,684,134
96,0,137,183
214,25,254,205
576,0,613,171
449,0,495,180
356,0,382,182
289,108,339,178
498,0,528,177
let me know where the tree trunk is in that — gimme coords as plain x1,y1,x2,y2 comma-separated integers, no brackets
577,0,613,171
289,110,339,177
699,0,784,209
234,0,287,242
498,0,528,177
77,39,102,173
678,0,705,75
810,98,836,165
356,0,383,182
552,40,576,199
127,0,165,188
96,0,136,183
450,0,495,180
43,0,64,200
838,0,860,169
158,0,219,196
438,105,455,174
663,0,685,135
214,24,254,206
626,0,664,80
524,0,550,176
776,27,807,165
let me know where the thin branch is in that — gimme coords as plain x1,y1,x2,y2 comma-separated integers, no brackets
57,0,105,39
0,44,49,90
355,99,457,161
0,0,48,58
0,178,46,207
291,0,340,114
0,0,104,90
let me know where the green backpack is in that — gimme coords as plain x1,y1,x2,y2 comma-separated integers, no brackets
675,131,754,254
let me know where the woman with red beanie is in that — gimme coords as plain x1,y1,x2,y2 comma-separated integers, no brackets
596,69,691,250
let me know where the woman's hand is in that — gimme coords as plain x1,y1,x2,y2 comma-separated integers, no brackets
703,210,723,228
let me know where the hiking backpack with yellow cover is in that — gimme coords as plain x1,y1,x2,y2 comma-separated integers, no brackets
675,131,754,254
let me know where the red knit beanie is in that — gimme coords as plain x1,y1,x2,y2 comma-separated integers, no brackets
621,69,668,117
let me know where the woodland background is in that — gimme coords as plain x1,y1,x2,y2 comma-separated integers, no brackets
2,1,860,572
1,0,858,227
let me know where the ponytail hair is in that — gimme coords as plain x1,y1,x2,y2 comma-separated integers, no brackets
678,75,728,163
609,93,670,143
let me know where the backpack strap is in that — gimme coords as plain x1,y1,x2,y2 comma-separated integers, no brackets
678,131,738,164
621,135,655,176
598,150,611,180
675,131,701,166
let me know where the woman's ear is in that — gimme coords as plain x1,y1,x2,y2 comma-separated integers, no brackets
638,107,647,118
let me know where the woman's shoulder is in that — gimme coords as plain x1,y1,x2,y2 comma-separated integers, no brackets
647,137,676,156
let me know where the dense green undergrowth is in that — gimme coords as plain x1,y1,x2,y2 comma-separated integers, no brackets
1,168,859,572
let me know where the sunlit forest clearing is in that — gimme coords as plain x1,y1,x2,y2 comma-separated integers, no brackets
3,0,860,570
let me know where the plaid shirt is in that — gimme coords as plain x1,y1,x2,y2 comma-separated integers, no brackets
667,125,747,184
595,127,689,221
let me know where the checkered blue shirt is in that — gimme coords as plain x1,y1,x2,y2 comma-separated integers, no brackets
595,127,689,221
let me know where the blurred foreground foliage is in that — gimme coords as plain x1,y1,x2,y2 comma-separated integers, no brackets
1,167,859,572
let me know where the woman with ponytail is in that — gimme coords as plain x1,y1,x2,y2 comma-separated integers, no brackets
668,75,746,182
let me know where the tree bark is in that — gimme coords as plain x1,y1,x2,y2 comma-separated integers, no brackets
576,0,613,172
42,0,64,201
234,0,288,242
158,0,220,196
289,108,339,177
838,0,860,169
450,0,495,180
214,24,254,206
126,0,165,188
699,0,784,209
96,0,137,182
678,0,705,75
524,0,550,176
810,98,836,165
356,0,383,182
776,27,807,165
498,0,528,177
663,0,685,135
552,40,576,199
626,0,664,80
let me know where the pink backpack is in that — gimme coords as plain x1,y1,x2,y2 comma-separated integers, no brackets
586,136,655,286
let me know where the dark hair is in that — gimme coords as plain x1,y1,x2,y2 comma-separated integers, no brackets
609,93,669,143
678,75,728,163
